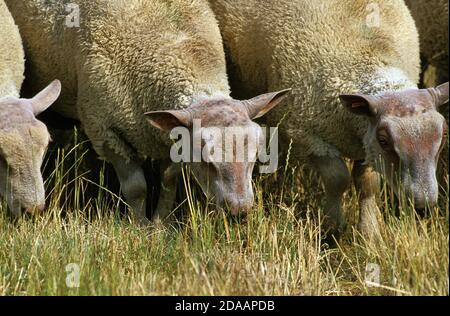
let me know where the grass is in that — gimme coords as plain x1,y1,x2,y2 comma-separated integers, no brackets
0,129,448,296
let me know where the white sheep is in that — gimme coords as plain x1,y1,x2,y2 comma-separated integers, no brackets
210,0,449,239
6,0,289,224
1,0,61,216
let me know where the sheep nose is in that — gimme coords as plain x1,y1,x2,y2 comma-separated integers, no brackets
227,199,253,216
414,195,438,210
407,187,438,209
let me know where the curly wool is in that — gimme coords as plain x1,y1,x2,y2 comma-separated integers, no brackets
405,0,449,82
210,0,420,162
6,0,230,162
0,0,24,98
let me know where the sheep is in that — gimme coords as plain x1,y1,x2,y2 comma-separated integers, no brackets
404,0,449,187
405,0,449,87
209,0,449,239
1,0,61,216
5,0,290,224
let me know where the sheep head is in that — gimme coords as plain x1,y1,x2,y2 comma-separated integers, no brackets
340,82,449,209
0,80,61,216
146,89,290,215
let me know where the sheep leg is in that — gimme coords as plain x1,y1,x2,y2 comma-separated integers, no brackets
352,160,382,239
311,155,351,240
103,145,149,226
152,161,180,222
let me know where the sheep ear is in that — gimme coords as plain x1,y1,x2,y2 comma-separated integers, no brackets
29,80,62,116
339,94,378,117
243,89,291,119
428,82,449,108
145,110,192,131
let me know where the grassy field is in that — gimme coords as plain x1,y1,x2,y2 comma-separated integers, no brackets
0,130,448,296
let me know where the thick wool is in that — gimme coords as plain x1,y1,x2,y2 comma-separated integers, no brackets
6,0,230,162
405,0,449,84
0,0,24,97
209,0,420,163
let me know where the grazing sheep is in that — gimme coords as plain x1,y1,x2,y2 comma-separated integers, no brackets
405,0,449,87
404,0,449,187
1,1,61,216
209,0,449,238
6,0,289,224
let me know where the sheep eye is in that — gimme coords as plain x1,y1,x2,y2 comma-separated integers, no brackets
205,162,218,177
377,128,392,150
378,136,390,149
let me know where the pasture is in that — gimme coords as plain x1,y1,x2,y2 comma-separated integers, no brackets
1,0,448,298
0,130,448,296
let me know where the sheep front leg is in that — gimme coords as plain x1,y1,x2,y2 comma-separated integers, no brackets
352,160,382,239
152,161,180,223
311,155,351,241
103,145,149,226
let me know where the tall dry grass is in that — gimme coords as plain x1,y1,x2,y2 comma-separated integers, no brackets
0,128,448,296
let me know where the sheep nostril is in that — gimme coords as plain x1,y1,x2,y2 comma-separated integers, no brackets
227,201,252,216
